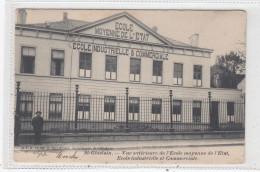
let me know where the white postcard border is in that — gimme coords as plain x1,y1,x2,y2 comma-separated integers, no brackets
2,0,260,170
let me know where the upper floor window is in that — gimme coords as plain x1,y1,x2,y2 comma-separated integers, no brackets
79,53,92,78
193,65,202,87
173,63,183,85
51,50,64,76
19,92,33,119
212,73,220,88
130,58,141,82
105,56,117,80
153,61,163,83
49,93,63,120
78,95,90,120
20,46,35,74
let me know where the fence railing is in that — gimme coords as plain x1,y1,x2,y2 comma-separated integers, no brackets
14,82,245,134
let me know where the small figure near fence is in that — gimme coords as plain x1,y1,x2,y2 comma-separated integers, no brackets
32,111,44,145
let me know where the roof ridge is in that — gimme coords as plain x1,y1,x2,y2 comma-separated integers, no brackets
26,19,89,25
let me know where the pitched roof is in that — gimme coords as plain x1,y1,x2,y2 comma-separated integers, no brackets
21,19,91,31
236,74,245,84
163,36,195,48
16,12,210,50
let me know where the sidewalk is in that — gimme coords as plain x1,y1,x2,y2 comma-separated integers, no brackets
14,138,244,151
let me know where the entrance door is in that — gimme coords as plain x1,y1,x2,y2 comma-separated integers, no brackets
210,101,219,130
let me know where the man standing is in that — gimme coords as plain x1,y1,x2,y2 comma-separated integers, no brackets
32,111,44,145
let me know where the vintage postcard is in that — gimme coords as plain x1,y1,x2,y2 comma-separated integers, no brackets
11,9,246,165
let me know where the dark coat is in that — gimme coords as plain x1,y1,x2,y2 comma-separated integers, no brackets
32,116,44,132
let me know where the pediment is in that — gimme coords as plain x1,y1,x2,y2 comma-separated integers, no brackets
72,12,170,45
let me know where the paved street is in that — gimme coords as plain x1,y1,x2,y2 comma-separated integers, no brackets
13,138,245,164
14,138,244,151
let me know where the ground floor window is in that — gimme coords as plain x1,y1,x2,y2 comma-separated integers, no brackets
19,92,33,119
152,99,162,121
173,100,182,122
227,102,235,122
49,93,63,120
193,101,201,122
78,95,90,120
129,97,139,121
104,96,116,120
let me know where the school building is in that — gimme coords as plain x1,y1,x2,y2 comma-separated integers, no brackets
14,10,245,133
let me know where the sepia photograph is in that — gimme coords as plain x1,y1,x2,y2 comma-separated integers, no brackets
13,9,246,164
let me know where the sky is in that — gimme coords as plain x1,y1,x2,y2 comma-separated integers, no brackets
18,9,246,65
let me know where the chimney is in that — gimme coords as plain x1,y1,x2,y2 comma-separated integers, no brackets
17,9,27,24
189,34,199,47
63,12,68,21
152,26,157,33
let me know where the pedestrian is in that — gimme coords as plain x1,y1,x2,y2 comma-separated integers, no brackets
32,111,44,145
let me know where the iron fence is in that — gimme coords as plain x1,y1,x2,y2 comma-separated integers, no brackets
15,82,245,134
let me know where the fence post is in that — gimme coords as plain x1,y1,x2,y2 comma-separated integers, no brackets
169,90,174,132
14,81,21,145
208,92,212,129
74,85,79,131
15,81,21,116
125,87,129,132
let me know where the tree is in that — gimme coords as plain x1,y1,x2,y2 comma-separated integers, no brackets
212,51,245,88
236,41,246,64
217,51,245,74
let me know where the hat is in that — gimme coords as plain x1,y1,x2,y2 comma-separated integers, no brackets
35,111,42,114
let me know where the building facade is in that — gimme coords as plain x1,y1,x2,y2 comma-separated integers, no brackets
15,10,245,133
